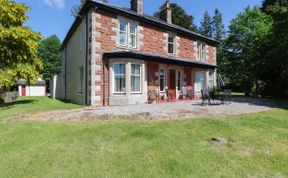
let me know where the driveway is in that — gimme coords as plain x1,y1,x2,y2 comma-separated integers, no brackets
28,97,275,121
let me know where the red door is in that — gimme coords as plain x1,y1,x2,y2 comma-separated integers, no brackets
168,69,176,100
22,85,26,96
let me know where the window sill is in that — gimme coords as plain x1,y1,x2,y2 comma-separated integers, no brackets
131,92,142,94
117,45,138,50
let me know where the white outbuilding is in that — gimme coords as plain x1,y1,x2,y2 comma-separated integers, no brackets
18,79,46,96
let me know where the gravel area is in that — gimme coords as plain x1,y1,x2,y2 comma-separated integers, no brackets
29,97,275,121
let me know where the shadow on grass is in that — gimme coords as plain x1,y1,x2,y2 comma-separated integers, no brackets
0,99,37,111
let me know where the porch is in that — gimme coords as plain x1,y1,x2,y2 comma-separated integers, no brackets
104,50,217,106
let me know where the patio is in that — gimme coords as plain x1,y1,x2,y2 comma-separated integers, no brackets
28,97,275,121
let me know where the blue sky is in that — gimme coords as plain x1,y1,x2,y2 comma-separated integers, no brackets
15,0,263,41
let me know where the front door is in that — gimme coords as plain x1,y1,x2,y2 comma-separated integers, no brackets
22,85,26,96
168,69,176,100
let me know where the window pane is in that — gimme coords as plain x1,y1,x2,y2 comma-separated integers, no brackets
115,76,125,92
131,64,140,75
131,76,140,92
130,24,136,34
120,21,127,32
196,72,205,91
168,43,174,54
130,34,136,47
114,64,126,92
131,64,141,92
119,21,127,45
159,69,165,91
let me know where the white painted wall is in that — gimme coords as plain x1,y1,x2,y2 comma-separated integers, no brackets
19,85,46,96
56,17,87,105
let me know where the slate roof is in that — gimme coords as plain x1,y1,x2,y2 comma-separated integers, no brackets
104,50,217,69
60,0,219,50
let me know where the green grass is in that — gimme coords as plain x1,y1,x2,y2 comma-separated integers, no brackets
0,97,288,177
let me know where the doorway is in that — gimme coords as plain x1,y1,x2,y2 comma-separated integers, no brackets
22,85,26,96
168,69,176,100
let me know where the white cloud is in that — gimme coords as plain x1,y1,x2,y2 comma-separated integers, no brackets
43,0,65,9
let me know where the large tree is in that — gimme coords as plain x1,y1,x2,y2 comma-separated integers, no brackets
0,0,43,88
199,11,213,38
37,35,61,81
219,6,273,95
212,9,225,41
260,0,288,96
153,3,197,32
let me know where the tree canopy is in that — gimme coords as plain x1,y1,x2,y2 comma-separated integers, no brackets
199,11,213,38
0,0,43,88
153,3,197,32
212,9,225,41
37,35,61,81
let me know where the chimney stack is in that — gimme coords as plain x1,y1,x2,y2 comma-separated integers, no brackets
159,0,172,24
130,0,143,15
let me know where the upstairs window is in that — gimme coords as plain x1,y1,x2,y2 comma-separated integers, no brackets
197,42,207,61
119,20,137,48
168,34,176,54
114,64,126,93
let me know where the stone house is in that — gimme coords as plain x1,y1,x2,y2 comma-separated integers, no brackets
54,0,218,106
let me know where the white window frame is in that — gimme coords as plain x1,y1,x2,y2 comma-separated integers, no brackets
131,63,142,93
119,21,128,47
168,33,176,55
159,68,166,92
197,41,207,62
195,71,206,92
118,20,137,48
78,66,84,94
113,63,126,94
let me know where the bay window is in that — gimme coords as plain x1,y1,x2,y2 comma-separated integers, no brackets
131,64,141,92
114,64,126,93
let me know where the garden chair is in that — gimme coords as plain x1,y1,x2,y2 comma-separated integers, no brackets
201,89,211,105
221,89,232,104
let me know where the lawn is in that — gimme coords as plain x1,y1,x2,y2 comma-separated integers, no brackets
0,97,287,178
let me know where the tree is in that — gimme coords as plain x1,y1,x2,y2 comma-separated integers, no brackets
219,6,273,95
71,0,86,18
212,9,225,41
199,11,213,38
0,0,43,88
153,3,197,32
260,0,288,96
71,0,109,17
37,35,61,81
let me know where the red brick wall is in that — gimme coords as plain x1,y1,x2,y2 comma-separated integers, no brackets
179,36,196,59
147,62,159,87
93,10,117,105
207,46,216,64
140,23,166,56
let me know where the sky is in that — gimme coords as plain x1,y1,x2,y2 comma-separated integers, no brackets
15,0,263,41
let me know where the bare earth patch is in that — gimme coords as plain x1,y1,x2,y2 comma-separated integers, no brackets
26,97,275,121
